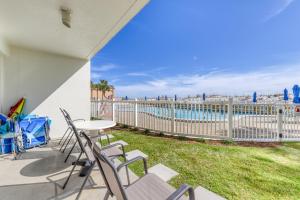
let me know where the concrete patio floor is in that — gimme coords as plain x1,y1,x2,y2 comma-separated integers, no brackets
0,138,226,200
0,139,138,200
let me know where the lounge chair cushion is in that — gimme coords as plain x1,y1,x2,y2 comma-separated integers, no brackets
126,173,187,200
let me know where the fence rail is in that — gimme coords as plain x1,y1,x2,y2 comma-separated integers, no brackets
91,99,300,142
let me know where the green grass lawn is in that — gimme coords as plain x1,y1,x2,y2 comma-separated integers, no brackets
108,129,300,200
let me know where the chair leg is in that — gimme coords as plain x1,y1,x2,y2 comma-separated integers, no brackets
125,165,130,185
64,140,77,163
105,132,111,144
62,132,74,153
62,152,82,189
104,190,111,200
59,131,70,152
59,127,71,145
59,130,73,152
75,162,95,200
99,134,103,146
123,154,130,185
108,128,113,144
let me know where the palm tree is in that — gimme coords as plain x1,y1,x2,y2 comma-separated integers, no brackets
97,80,111,100
90,81,96,99
109,85,115,99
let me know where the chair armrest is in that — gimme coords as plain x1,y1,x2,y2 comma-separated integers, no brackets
166,184,195,200
79,130,86,137
101,143,126,157
117,156,148,174
103,133,110,142
101,142,124,150
92,133,111,144
87,132,109,140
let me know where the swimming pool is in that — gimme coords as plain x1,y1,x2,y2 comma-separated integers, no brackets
142,107,228,121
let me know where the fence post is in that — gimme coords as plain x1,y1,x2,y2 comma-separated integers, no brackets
171,101,175,134
96,100,99,118
227,97,233,139
277,107,283,141
135,98,138,127
112,100,115,122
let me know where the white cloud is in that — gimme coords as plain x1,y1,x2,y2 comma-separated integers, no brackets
115,64,300,97
127,72,149,77
91,73,103,80
126,67,167,78
264,0,294,22
110,79,121,84
93,63,117,72
91,63,118,82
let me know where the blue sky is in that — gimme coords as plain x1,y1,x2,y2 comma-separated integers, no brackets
92,0,300,97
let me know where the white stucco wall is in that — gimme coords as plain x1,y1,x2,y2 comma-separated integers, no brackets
2,47,91,138
0,54,4,113
0,38,9,56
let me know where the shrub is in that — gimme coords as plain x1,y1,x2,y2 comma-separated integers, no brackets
91,117,102,120
159,131,164,137
132,127,139,131
222,139,235,145
177,135,188,141
122,124,129,129
196,138,206,143
144,129,150,134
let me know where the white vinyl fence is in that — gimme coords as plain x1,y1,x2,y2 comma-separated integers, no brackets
91,99,300,142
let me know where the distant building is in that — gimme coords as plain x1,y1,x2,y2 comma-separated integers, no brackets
91,88,115,100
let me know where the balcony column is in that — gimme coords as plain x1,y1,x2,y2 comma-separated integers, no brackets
0,54,4,113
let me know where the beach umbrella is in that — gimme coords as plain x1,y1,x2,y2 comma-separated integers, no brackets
202,93,206,101
157,96,160,101
252,92,257,103
125,96,128,100
174,94,177,101
293,85,300,103
284,88,289,101
144,96,147,101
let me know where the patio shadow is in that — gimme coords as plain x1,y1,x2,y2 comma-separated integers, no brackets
20,154,76,177
0,173,103,200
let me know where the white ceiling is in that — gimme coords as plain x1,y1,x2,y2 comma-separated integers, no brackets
0,0,149,59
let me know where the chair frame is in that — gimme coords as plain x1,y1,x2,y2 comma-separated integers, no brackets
93,145,195,200
58,108,85,155
61,118,129,200
58,108,71,145
61,108,112,163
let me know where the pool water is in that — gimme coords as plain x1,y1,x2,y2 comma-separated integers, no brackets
143,107,228,121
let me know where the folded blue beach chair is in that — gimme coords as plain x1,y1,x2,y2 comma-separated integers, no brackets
19,117,50,149
0,114,8,126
